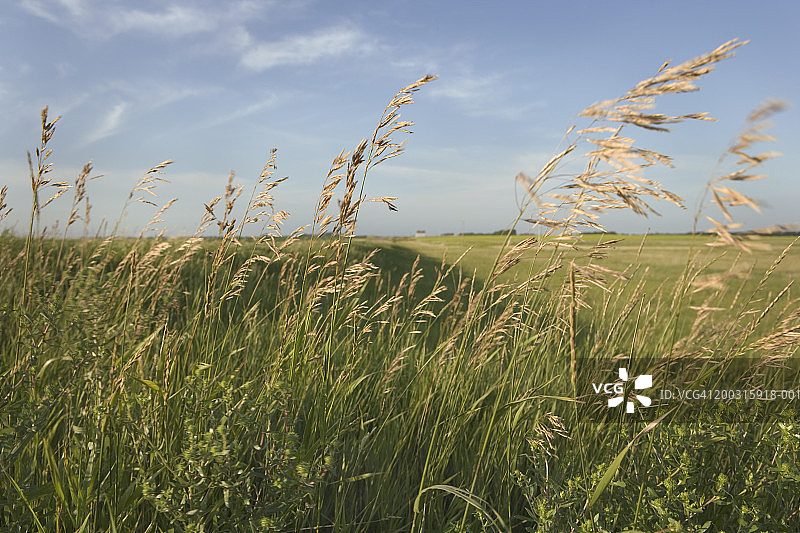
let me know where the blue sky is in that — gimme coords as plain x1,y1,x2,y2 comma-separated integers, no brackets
1,0,797,237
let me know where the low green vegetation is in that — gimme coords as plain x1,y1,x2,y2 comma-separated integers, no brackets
383,233,799,285
1,42,799,532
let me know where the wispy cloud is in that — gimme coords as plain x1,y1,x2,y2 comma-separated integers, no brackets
127,83,212,109
111,5,217,36
199,95,281,130
239,27,371,71
50,81,210,139
20,1,373,72
84,101,128,145
20,0,81,25
390,58,440,74
432,75,500,103
431,72,546,120
20,0,264,39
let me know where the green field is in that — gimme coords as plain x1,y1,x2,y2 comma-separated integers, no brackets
2,55,800,531
376,233,800,288
366,233,799,332
2,228,798,532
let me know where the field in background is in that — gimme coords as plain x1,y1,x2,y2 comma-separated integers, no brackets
371,233,799,317
379,233,800,285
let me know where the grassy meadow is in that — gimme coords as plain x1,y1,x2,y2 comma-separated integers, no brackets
2,41,799,532
380,233,800,292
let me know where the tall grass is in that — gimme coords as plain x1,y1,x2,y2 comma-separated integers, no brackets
1,41,798,532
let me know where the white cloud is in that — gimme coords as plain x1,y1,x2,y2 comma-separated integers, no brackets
110,5,216,36
432,75,499,102
431,72,546,120
84,101,128,144
239,27,370,71
20,2,372,72
20,0,66,24
390,58,440,74
225,25,255,51
199,95,280,129
43,82,210,142
20,0,265,39
132,83,211,109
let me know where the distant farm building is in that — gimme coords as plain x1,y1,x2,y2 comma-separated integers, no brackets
415,230,426,238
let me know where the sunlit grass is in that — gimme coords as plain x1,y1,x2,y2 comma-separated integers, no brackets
1,43,799,532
